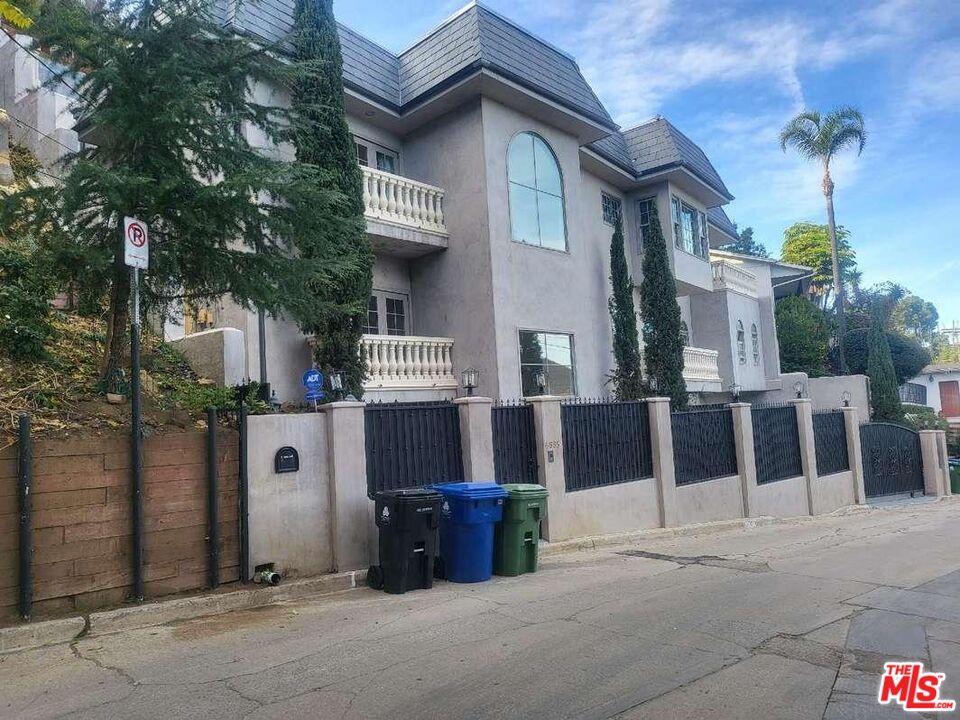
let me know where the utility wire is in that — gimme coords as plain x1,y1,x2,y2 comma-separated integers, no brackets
10,115,76,154
1,27,86,100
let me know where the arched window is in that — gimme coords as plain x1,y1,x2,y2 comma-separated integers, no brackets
751,323,760,365
736,321,746,364
507,132,566,251
680,321,690,346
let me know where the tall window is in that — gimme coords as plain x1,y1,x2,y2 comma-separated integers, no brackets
519,331,576,396
362,296,378,335
508,133,566,251
601,192,622,226
355,142,369,167
671,196,708,259
736,321,746,364
751,323,760,365
636,198,652,252
385,297,406,336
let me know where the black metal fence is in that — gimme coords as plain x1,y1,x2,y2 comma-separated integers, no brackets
671,406,738,485
492,400,539,484
860,422,924,497
752,404,803,484
560,398,653,492
364,401,464,496
812,409,849,477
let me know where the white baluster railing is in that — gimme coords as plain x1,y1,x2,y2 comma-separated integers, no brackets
361,166,448,236
361,335,457,390
682,346,722,383
711,260,758,297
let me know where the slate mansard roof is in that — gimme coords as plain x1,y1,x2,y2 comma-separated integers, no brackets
707,207,739,239
216,0,732,200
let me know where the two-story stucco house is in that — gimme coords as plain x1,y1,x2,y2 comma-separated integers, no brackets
6,1,813,404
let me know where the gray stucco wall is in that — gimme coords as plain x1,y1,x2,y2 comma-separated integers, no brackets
690,288,765,392
479,97,620,397
403,100,499,396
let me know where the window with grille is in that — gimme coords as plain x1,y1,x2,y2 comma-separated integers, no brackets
601,192,622,226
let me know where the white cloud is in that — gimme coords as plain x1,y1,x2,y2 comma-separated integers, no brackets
902,42,960,116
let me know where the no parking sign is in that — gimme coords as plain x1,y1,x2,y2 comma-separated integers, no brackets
123,217,149,269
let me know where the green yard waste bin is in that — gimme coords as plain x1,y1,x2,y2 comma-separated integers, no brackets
494,484,548,577
950,460,960,495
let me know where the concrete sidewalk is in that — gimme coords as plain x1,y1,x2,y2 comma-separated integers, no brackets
2,499,959,719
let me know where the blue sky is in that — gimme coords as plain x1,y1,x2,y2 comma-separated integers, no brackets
335,0,960,326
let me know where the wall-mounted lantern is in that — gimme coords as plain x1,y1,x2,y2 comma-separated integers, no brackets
841,390,852,407
461,367,479,396
794,379,805,399
729,383,742,402
329,370,345,401
535,369,546,395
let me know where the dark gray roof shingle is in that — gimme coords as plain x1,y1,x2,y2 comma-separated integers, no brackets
707,207,738,239
621,118,733,199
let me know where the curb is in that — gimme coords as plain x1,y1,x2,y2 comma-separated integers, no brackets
539,504,875,558
0,569,367,655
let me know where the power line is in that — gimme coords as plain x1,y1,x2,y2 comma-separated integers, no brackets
1,28,85,100
10,115,76,154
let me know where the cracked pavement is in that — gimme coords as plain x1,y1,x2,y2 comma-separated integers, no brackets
2,498,960,719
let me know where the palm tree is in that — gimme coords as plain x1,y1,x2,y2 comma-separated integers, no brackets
779,107,866,372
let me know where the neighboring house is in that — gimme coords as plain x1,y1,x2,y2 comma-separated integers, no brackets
903,364,960,426
8,1,814,405
0,33,79,173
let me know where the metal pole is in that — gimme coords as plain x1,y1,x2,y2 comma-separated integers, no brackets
238,404,249,583
206,407,220,589
130,267,145,602
257,309,270,402
17,414,32,620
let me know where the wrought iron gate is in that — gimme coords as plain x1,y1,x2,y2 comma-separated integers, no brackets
860,423,924,498
492,401,539,484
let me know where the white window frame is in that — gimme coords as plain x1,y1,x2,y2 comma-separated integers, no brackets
364,290,410,336
671,194,709,260
636,197,654,253
601,192,622,226
353,135,400,174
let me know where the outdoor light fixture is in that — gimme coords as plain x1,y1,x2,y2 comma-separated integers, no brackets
794,379,805,399
330,370,345,400
841,390,852,407
269,390,282,413
461,367,479,396
729,383,742,402
535,370,547,395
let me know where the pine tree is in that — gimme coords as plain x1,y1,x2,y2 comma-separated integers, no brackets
607,213,643,400
290,0,373,399
8,0,346,384
866,311,902,422
639,201,687,409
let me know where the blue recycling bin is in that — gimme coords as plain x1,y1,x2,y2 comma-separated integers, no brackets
433,482,508,583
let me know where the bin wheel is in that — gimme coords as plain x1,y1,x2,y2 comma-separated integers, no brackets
433,557,446,580
367,565,384,590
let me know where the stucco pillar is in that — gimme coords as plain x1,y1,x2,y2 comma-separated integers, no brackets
792,399,818,515
323,400,369,572
920,430,948,497
528,396,565,542
937,431,952,497
730,403,758,517
454,396,495,482
647,397,677,528
842,407,866,504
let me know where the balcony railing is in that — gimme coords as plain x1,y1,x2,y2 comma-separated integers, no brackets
361,334,457,390
899,382,927,405
682,346,722,385
712,260,758,298
361,166,448,236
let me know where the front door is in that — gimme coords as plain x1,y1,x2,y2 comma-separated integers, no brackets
940,380,960,418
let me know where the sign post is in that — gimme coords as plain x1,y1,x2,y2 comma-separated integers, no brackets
124,217,148,602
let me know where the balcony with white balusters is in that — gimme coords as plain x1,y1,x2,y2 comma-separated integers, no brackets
361,166,450,258
361,334,458,394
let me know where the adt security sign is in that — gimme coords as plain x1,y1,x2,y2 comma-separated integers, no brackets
123,217,149,269
302,369,324,391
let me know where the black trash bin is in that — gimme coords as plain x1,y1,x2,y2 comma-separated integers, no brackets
368,488,443,594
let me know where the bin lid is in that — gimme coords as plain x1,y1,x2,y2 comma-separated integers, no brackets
432,482,508,500
500,483,549,498
376,487,443,503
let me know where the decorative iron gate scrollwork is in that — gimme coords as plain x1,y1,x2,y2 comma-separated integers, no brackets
860,423,924,498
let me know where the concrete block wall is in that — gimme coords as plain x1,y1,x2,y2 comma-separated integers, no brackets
1,431,239,621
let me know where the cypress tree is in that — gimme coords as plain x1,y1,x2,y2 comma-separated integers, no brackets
290,0,373,399
639,201,687,409
866,311,902,422
8,0,338,383
607,213,643,400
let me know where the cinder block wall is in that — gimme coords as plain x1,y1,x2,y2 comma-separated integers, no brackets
0,431,239,621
